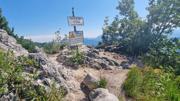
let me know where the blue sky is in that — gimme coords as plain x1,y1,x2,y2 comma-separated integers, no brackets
0,0,179,42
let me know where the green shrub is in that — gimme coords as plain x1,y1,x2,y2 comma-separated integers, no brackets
98,78,108,88
43,42,66,54
17,36,36,53
18,56,40,69
0,50,24,95
0,50,65,100
175,76,180,89
44,83,65,101
124,67,180,101
124,67,142,98
70,49,85,65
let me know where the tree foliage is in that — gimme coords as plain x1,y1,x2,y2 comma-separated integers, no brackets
0,8,37,53
101,0,180,71
17,36,37,53
0,9,16,37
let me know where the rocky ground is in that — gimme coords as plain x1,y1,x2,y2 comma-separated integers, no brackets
0,30,136,101
48,45,132,101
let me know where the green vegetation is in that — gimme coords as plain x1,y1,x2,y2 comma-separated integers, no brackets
100,0,180,72
0,50,38,99
123,68,142,98
44,83,65,101
70,49,85,65
0,9,15,37
124,67,180,101
35,31,66,54
98,78,108,88
0,8,37,53
0,9,65,100
42,42,66,54
17,36,37,53
0,50,64,100
100,0,180,100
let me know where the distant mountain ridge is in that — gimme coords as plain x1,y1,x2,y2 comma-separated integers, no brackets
84,35,102,46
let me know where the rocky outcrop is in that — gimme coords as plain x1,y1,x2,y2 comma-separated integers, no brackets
0,29,28,56
29,51,69,94
0,29,69,100
57,45,121,70
89,88,119,101
84,47,120,70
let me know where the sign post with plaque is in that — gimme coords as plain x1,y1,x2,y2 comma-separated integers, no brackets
67,8,84,46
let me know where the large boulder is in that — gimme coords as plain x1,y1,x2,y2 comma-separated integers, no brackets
89,88,119,101
0,29,28,56
83,73,99,90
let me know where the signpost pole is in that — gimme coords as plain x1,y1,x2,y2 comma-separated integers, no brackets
72,7,78,50
72,7,77,32
68,8,84,47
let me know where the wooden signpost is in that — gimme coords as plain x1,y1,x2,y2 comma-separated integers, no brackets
68,8,84,46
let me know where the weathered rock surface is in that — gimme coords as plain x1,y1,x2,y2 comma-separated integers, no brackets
57,45,122,70
89,88,119,101
84,47,120,70
0,29,69,100
0,30,132,101
83,73,99,90
29,51,69,94
49,46,130,101
0,29,28,56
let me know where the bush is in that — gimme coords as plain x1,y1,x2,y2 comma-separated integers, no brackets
0,50,24,95
70,49,85,65
43,42,66,54
43,83,65,101
124,67,180,101
0,50,65,100
17,55,40,69
175,76,180,89
98,78,108,88
124,67,142,98
17,36,36,53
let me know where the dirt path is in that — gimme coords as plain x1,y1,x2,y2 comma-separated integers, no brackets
48,51,129,101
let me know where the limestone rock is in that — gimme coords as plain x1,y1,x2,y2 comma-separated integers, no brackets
0,29,28,56
56,45,121,70
83,73,99,90
89,88,119,101
28,51,69,94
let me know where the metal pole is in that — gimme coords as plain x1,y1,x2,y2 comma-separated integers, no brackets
72,7,77,32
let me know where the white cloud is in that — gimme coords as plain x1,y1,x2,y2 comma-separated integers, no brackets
25,34,54,42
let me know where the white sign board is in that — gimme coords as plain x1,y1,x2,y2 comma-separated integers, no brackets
69,31,84,45
68,16,84,26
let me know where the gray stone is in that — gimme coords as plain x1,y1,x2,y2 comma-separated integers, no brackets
89,88,119,101
28,52,69,94
0,29,28,56
120,61,131,69
42,78,51,86
83,73,99,90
